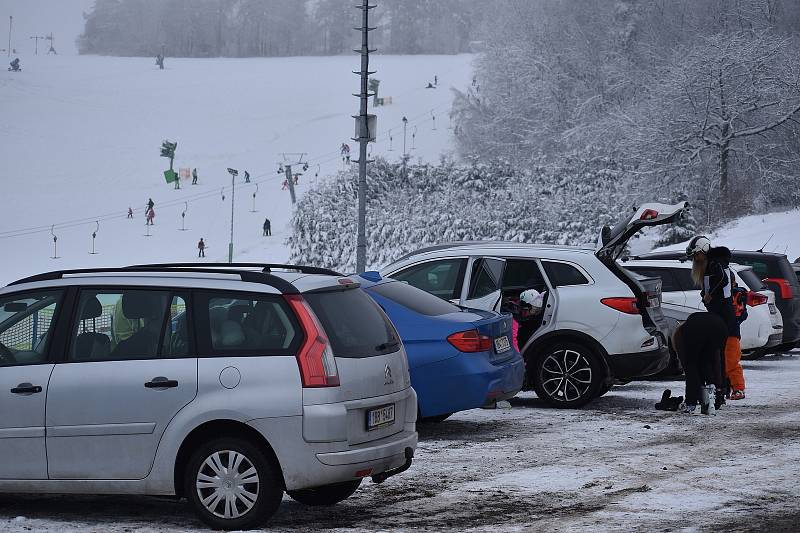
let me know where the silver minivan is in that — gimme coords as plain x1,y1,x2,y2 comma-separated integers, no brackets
0,264,417,530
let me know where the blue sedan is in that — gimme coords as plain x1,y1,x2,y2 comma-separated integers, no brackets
357,272,525,421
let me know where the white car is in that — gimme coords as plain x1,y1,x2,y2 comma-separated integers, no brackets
622,259,784,358
382,203,689,408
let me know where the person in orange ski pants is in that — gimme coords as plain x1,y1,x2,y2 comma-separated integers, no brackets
686,236,745,400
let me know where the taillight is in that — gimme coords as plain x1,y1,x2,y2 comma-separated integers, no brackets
447,330,492,353
746,292,768,306
763,278,793,299
640,209,659,220
284,295,340,388
601,297,639,314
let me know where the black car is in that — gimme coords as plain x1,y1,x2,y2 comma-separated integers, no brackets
636,250,800,352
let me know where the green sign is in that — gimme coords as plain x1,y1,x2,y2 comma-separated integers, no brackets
164,169,178,183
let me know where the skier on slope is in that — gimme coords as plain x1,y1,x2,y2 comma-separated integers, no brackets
146,207,155,225
263,218,271,236
8,58,21,72
197,238,206,258
192,168,198,185
127,207,134,219
244,170,250,183
340,143,351,164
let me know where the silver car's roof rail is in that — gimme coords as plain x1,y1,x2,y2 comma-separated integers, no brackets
7,266,300,293
130,262,344,277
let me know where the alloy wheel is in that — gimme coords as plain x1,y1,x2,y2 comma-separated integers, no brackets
540,348,593,403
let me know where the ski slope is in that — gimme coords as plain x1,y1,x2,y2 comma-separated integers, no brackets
0,53,474,285
651,208,800,261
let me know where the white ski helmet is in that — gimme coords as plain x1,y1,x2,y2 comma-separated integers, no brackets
686,235,711,257
519,289,544,312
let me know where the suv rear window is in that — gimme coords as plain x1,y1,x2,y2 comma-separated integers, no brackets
368,281,459,316
305,289,400,358
542,261,590,287
736,269,767,291
626,267,679,292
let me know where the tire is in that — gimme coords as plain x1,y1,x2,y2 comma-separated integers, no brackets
287,479,361,506
741,349,766,361
184,437,283,531
419,413,452,423
530,341,603,408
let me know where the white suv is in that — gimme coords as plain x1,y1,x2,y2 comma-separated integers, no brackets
382,203,689,408
0,264,417,530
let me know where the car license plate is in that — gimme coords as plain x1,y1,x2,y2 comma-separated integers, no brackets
367,404,395,430
494,335,511,353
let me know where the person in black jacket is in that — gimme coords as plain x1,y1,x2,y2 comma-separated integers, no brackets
687,236,746,399
672,312,728,414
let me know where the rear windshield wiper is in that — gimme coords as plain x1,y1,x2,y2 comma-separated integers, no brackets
375,341,400,351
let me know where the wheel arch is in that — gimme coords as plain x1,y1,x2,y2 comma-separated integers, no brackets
173,419,285,498
522,329,611,383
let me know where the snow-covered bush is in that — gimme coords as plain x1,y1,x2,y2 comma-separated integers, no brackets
288,156,631,272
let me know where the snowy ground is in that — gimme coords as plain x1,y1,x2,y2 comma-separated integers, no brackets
1,350,797,532
0,53,473,285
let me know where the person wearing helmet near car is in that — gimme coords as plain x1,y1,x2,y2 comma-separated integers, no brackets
509,288,545,351
687,236,746,400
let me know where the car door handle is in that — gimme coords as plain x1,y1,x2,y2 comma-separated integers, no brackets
144,377,179,389
11,383,43,394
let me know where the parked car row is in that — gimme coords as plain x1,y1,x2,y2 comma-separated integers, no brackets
1,201,795,530
622,260,784,363
635,249,800,353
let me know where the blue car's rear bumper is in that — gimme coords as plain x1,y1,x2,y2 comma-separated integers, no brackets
411,352,525,418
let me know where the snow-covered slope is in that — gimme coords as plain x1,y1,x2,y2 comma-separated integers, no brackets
0,54,473,285
652,208,800,261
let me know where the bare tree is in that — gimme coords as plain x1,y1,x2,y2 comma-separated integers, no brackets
628,30,800,214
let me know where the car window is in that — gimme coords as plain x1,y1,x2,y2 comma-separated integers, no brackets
368,281,460,316
467,258,504,300
542,261,589,287
737,269,767,291
0,290,63,366
305,288,400,358
731,257,778,279
627,267,679,292
390,259,466,300
69,289,177,361
204,293,299,355
502,259,547,292
668,268,697,291
161,296,191,358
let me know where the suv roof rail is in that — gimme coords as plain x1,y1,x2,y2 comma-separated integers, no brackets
7,266,300,294
129,262,344,276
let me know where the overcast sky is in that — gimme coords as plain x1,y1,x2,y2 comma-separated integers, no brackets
0,0,95,55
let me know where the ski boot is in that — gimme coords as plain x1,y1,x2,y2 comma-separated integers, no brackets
679,401,697,414
700,384,716,415
715,388,726,410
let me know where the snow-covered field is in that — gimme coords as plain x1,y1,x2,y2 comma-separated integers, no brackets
0,53,473,285
653,209,800,262
0,351,797,532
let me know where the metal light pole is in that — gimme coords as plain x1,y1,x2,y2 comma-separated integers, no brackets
30,35,44,55
227,168,238,263
402,116,408,180
354,0,376,273
8,16,12,57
